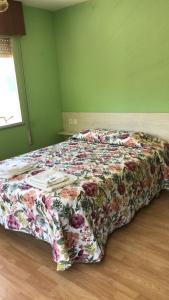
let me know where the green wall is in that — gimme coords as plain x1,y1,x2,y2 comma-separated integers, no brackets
0,6,62,160
1,0,169,160
54,0,169,112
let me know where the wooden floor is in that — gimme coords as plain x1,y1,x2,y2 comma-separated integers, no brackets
1,192,169,300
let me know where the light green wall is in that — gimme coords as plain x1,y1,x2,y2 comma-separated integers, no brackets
0,6,62,160
1,1,169,160
54,0,169,112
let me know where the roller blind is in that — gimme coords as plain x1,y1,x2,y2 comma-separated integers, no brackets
0,37,12,57
0,0,25,36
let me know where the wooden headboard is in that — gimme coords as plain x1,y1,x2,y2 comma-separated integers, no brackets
62,112,169,140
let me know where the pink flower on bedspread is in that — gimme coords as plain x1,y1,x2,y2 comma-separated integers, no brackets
69,214,85,229
23,190,37,209
118,183,125,195
7,215,19,230
64,232,79,248
19,183,32,190
125,161,137,172
82,182,98,197
11,174,25,181
98,135,106,143
76,153,87,159
119,133,130,139
85,133,95,142
53,240,60,261
60,188,78,200
108,164,122,172
163,166,169,179
42,195,52,210
27,211,35,222
125,138,138,147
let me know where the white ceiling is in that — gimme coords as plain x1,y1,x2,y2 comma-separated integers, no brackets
19,0,88,11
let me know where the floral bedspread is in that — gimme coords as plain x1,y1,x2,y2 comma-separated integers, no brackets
0,130,169,271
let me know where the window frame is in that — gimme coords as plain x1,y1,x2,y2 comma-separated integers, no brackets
0,37,25,130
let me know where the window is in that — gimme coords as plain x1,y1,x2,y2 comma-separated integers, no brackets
0,37,22,127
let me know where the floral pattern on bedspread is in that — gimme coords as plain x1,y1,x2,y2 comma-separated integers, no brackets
0,131,169,270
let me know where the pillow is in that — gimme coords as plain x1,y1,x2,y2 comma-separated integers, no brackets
72,129,166,148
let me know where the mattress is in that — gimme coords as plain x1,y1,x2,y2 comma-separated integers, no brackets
0,129,169,271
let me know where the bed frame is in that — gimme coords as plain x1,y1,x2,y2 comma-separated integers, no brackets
62,113,169,140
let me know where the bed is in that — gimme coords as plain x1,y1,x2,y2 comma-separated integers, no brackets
0,129,169,271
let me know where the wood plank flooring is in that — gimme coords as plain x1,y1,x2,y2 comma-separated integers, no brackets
0,191,169,300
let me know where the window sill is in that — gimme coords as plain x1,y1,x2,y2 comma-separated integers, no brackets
0,122,24,130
